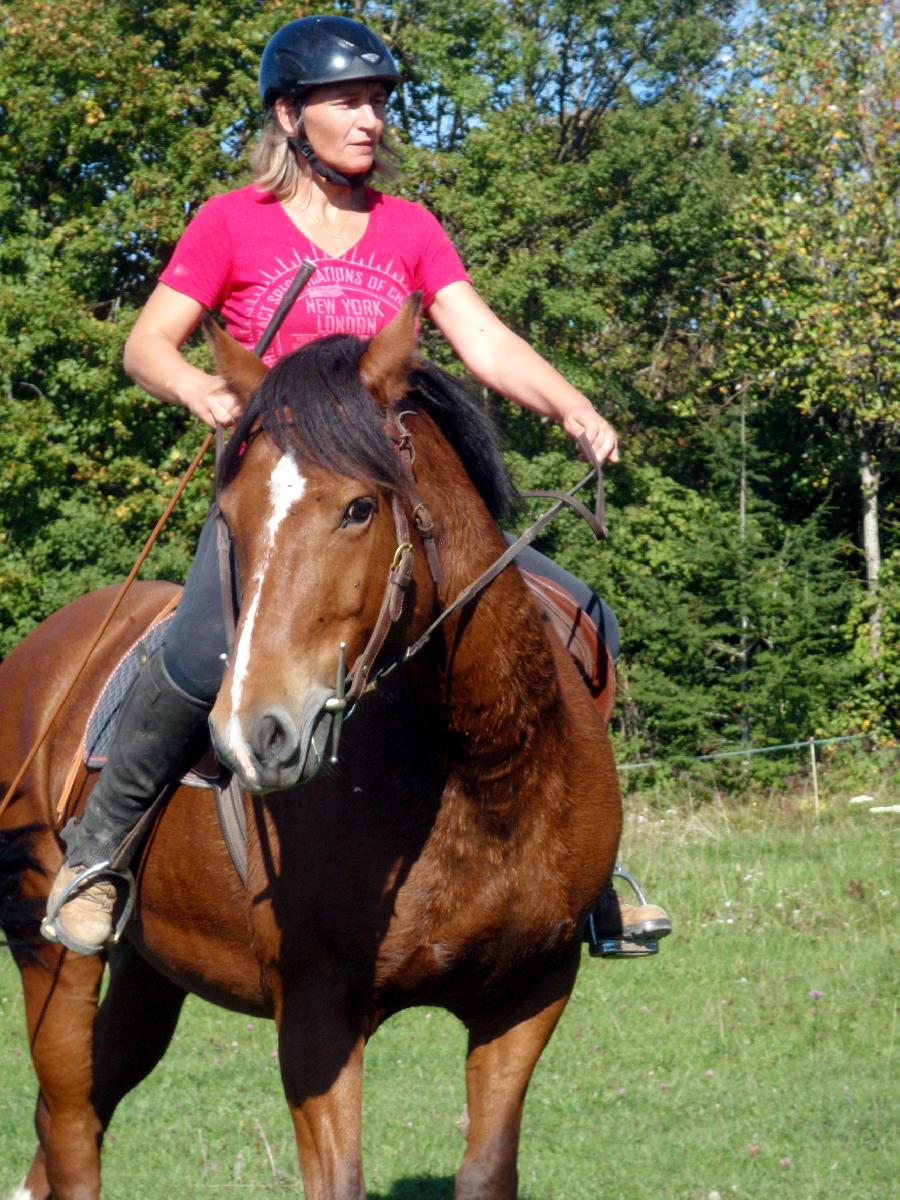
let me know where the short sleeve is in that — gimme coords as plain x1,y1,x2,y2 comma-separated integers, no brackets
159,197,234,310
412,207,471,309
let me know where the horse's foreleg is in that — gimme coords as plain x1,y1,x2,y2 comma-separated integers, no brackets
89,939,186,1129
20,946,105,1200
277,985,367,1200
456,954,580,1200
18,1123,50,1200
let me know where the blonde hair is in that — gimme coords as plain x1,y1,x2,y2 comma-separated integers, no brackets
251,110,306,200
250,103,398,201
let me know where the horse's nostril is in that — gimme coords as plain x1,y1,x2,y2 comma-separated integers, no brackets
259,714,282,753
252,707,300,768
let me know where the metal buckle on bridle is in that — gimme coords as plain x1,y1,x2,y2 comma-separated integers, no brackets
391,542,414,572
323,641,348,764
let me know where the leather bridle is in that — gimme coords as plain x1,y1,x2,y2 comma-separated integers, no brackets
314,411,608,761
216,396,607,766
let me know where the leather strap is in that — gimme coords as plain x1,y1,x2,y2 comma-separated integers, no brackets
344,493,415,702
215,776,248,885
521,433,606,538
388,454,606,678
386,409,443,585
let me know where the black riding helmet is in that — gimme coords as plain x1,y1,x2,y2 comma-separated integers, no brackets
259,15,401,189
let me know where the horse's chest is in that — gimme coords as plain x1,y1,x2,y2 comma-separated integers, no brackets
374,848,575,999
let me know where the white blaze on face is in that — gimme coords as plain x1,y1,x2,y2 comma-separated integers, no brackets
265,452,308,549
225,453,307,781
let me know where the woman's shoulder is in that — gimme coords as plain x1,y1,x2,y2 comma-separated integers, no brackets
367,188,448,235
368,189,442,225
200,182,280,216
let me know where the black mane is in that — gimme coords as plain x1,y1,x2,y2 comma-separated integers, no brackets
217,334,518,521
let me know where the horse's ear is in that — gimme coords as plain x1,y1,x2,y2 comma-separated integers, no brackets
201,314,268,406
360,293,421,405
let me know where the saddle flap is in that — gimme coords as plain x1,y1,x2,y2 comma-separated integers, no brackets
520,570,616,726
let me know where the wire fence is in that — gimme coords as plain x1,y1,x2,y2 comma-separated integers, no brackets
619,733,875,815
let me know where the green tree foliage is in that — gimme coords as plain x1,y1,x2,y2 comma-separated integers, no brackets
0,1,892,758
0,0,302,645
713,0,898,672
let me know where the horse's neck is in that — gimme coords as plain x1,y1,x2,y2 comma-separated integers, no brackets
416,436,565,791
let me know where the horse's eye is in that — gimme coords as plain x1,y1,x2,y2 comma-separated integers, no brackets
340,497,376,528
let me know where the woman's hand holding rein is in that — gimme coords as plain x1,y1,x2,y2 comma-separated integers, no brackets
124,284,244,428
562,405,619,466
171,365,242,429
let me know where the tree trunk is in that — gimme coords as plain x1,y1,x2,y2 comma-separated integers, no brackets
738,391,751,751
859,434,882,661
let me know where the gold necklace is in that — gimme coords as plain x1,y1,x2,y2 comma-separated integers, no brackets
293,197,355,244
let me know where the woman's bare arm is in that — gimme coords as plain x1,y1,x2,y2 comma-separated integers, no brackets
123,283,244,428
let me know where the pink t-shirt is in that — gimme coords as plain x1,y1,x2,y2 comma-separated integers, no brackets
160,184,471,365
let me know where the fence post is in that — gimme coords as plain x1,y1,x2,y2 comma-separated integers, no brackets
809,737,820,818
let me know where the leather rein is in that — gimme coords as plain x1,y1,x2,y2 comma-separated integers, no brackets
218,408,608,764
347,418,607,703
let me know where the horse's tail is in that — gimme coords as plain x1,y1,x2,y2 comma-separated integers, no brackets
0,824,45,962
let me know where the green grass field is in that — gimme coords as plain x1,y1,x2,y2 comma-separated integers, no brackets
1,748,896,1199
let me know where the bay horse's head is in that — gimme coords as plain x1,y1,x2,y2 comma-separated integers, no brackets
204,298,513,794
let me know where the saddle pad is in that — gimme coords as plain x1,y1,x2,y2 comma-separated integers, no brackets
83,613,224,787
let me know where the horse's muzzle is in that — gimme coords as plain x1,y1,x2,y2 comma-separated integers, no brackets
210,685,334,792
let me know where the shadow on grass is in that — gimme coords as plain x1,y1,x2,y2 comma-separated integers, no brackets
369,1179,454,1200
372,1176,458,1195
370,1180,534,1200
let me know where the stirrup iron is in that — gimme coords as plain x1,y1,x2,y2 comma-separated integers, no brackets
586,862,661,959
41,861,136,955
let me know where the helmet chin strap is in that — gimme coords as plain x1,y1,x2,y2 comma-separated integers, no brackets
292,138,370,191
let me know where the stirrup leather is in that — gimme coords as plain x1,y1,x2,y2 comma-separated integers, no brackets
41,861,136,955
585,864,660,959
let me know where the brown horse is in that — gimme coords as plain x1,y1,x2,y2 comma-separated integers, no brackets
0,299,621,1199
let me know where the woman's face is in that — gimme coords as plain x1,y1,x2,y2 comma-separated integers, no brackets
281,80,389,177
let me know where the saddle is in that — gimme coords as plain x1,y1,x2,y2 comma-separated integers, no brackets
53,601,246,883
59,571,615,887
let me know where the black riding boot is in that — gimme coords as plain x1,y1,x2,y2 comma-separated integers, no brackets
41,646,211,955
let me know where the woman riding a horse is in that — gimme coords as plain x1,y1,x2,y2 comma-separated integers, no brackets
42,14,670,956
